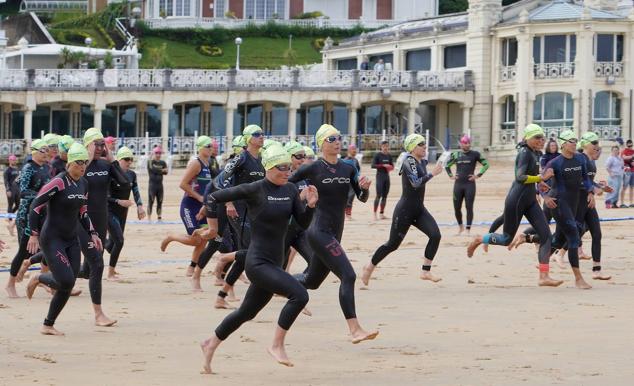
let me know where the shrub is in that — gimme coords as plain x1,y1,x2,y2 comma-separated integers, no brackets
312,38,325,50
292,11,325,19
196,45,223,57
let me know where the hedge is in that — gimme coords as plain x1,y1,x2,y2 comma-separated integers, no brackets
196,45,223,57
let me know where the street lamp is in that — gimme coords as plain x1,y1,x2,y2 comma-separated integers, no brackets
84,37,93,68
235,37,242,70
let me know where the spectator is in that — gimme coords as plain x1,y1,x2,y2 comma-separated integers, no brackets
342,144,361,220
360,56,370,70
373,59,385,74
605,145,624,208
620,139,634,207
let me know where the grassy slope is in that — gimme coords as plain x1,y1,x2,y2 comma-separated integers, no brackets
139,36,322,69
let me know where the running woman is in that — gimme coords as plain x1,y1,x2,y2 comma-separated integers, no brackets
24,143,102,336
147,146,167,222
541,130,595,289
288,124,378,344
372,141,394,220
160,136,214,276
5,139,50,298
362,134,443,286
42,133,60,178
467,124,563,287
76,128,126,326
105,147,146,280
342,144,361,220
4,154,20,235
200,144,318,373
303,146,316,163
50,135,74,177
445,135,489,235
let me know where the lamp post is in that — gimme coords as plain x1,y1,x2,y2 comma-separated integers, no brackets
235,37,242,70
84,37,93,69
288,34,292,50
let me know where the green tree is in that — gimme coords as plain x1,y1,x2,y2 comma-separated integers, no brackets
148,43,173,68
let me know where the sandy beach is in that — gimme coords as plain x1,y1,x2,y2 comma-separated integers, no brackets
1,160,634,386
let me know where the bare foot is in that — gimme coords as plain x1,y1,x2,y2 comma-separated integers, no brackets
16,260,31,282
213,277,224,287
26,275,40,299
592,272,612,280
509,233,526,250
160,236,171,252
420,271,442,282
456,224,464,236
579,253,592,260
467,236,482,258
361,265,373,287
214,298,235,309
226,290,240,302
267,346,293,367
553,252,567,269
373,213,378,221
538,277,564,287
41,325,65,336
379,214,389,220
351,329,379,344
95,314,118,327
70,288,82,296
200,339,216,374
239,274,250,284
106,273,120,281
301,307,312,316
575,278,592,289
191,277,203,292
186,265,195,277
5,285,20,298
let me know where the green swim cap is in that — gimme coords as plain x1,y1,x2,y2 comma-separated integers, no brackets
67,142,89,163
243,124,263,144
284,141,304,156
116,146,134,160
558,129,578,146
578,131,599,149
303,146,315,157
58,135,74,153
262,139,281,151
261,142,291,170
31,139,48,153
523,124,544,140
83,128,104,147
43,133,60,146
232,135,246,155
315,124,340,148
196,135,212,150
403,134,425,153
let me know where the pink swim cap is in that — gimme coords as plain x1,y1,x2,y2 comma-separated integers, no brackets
104,136,116,144
153,146,163,154
211,140,219,149
348,144,357,150
8,154,17,162
460,135,471,145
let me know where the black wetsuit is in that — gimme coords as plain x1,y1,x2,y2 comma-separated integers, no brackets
147,159,167,219
576,153,602,269
342,157,361,214
483,143,552,265
106,169,142,268
445,150,489,230
50,156,67,177
545,154,593,268
371,154,441,270
283,178,312,270
211,179,313,340
78,158,128,305
4,165,20,214
289,158,369,319
9,161,50,278
28,173,97,327
372,152,393,214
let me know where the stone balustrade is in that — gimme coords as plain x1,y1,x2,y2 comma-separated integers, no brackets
590,125,622,140
533,62,575,79
142,17,400,30
0,69,474,91
594,62,623,78
499,65,517,82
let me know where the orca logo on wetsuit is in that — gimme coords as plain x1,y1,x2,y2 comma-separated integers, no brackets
564,166,582,172
250,171,265,177
86,171,109,177
67,194,87,199
322,177,350,184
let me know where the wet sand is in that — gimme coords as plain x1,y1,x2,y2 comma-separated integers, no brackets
1,161,633,385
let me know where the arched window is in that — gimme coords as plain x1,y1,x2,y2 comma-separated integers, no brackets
593,91,621,139
533,92,573,136
501,95,515,131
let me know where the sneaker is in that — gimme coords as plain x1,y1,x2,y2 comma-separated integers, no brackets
620,204,628,208
630,204,634,208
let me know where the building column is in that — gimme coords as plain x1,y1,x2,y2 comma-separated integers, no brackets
491,100,501,145
93,108,102,131
407,104,416,134
573,95,581,137
24,108,33,144
225,107,234,143
160,107,170,151
462,105,471,133
620,96,630,141
348,107,358,143
288,107,297,139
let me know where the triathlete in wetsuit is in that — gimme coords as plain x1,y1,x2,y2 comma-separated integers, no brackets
445,135,489,234
200,145,317,373
4,154,20,231
288,124,378,344
105,147,145,280
363,134,443,286
467,124,563,287
24,143,101,336
371,141,394,220
147,146,167,222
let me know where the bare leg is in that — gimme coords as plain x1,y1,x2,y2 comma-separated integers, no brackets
419,258,441,282
267,326,293,367
107,267,120,281
214,283,236,309
572,267,592,289
161,233,202,252
191,267,203,292
200,335,222,374
361,264,376,287
457,224,464,235
16,259,31,282
285,248,297,273
467,235,483,257
5,275,20,298
592,262,611,280
346,318,379,344
93,304,117,327
26,274,40,299
186,239,205,277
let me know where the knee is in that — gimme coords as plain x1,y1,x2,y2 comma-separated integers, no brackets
293,289,309,307
341,269,356,285
58,275,76,292
430,231,441,244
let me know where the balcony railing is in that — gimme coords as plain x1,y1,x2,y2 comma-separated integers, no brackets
534,62,575,79
19,0,87,12
590,124,622,140
0,69,474,92
499,65,516,82
594,62,623,78
142,17,400,30
498,124,517,144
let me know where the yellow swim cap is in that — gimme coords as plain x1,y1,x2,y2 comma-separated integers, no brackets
403,134,425,152
523,124,545,140
261,142,291,170
284,141,304,156
67,142,89,163
315,124,340,148
243,124,263,144
116,146,134,160
58,135,74,153
83,128,104,147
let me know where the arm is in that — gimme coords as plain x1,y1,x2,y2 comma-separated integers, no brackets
288,163,311,184
131,173,143,206
516,149,542,185
179,159,203,202
580,156,594,193
371,153,382,169
477,153,490,177
350,167,370,203
27,178,64,236
404,156,433,188
210,181,258,204
78,203,98,236
444,152,457,177
19,164,35,197
3,169,10,191
219,153,246,187
291,186,314,229
109,161,129,185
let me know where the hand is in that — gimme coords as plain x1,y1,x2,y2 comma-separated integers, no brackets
162,168,168,175
358,176,371,190
542,168,554,181
137,206,146,220
537,181,551,193
196,194,204,204
104,146,115,163
384,164,394,172
226,202,239,219
603,185,614,193
543,196,557,209
303,185,319,208
450,175,458,180
27,235,39,255
431,163,443,176
87,142,96,161
118,199,134,208
91,234,103,252
468,174,478,182
0,239,5,253
195,208,205,221
6,191,11,198
587,193,596,209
